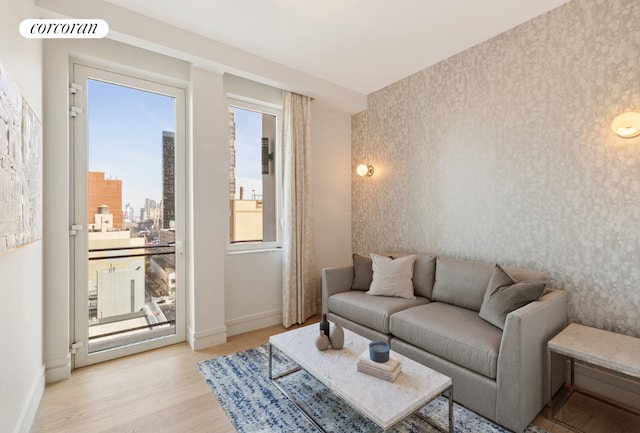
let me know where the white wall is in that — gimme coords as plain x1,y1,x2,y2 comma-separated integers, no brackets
35,0,366,113
35,0,358,361
224,108,353,334
42,39,353,377
311,101,353,286
225,250,284,335
0,245,43,433
188,67,228,348
0,1,44,432
223,75,285,334
0,1,352,430
223,77,353,335
42,38,194,378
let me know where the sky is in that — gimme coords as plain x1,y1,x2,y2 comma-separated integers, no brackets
88,79,264,215
88,79,174,213
231,106,264,199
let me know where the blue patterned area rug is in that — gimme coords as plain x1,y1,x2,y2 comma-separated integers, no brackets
198,344,550,433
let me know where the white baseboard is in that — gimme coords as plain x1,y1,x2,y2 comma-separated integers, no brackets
573,362,640,410
187,325,227,350
45,354,71,383
15,364,45,433
226,309,282,337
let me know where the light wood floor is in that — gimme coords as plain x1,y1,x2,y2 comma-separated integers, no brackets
31,320,633,433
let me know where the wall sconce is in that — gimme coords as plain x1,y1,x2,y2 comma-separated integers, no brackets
611,111,640,138
356,164,374,177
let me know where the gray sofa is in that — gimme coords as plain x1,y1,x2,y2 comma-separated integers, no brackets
322,253,567,433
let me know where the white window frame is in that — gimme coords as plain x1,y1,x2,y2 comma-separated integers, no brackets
71,62,187,367
227,95,282,252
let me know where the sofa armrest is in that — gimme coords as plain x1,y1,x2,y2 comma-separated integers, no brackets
495,288,567,433
321,266,354,314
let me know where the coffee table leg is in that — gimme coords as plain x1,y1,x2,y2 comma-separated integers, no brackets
268,344,325,432
268,343,273,379
268,343,302,380
447,385,453,433
413,386,454,433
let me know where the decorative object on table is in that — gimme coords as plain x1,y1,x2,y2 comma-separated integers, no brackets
314,331,330,351
357,350,402,382
319,313,330,337
368,341,390,362
329,322,344,349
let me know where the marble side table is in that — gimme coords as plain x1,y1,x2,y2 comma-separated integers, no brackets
547,322,640,432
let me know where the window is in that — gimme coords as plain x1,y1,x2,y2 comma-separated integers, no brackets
228,98,281,249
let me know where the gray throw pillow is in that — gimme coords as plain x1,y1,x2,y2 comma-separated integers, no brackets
351,254,373,290
479,264,547,330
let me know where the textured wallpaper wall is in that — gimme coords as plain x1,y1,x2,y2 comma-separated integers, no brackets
352,0,640,336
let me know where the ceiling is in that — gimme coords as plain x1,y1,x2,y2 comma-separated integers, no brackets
103,0,571,95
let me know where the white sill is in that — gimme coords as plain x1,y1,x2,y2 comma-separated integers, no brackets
227,247,283,255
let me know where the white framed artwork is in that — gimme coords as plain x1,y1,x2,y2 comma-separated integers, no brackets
0,62,42,254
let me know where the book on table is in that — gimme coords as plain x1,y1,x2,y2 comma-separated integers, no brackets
357,350,402,382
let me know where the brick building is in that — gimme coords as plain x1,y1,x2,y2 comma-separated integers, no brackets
88,171,123,230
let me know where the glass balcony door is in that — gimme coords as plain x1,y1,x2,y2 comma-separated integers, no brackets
71,63,186,367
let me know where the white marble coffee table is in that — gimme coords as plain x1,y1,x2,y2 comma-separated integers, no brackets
269,324,453,432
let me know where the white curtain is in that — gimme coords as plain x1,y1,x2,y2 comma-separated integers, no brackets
282,91,316,328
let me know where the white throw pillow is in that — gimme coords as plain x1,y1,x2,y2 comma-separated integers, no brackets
367,254,416,299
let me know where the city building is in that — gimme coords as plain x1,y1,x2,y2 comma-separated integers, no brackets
87,229,145,322
229,109,236,200
230,196,263,242
162,131,175,230
87,171,123,230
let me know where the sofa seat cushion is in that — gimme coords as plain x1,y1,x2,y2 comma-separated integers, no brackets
389,302,502,379
328,291,429,335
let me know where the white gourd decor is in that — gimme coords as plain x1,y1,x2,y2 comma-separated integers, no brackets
330,323,344,349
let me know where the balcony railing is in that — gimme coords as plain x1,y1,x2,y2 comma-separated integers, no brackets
87,243,176,353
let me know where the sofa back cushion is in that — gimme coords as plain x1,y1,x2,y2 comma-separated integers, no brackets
351,254,374,290
391,253,437,299
432,257,494,312
432,257,552,312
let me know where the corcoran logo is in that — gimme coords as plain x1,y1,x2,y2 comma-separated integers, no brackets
20,19,109,39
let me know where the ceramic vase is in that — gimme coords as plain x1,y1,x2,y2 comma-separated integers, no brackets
329,322,344,349
315,331,330,351
319,314,330,337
